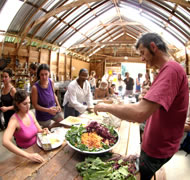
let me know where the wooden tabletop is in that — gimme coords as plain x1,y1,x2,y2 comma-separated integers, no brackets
0,121,141,180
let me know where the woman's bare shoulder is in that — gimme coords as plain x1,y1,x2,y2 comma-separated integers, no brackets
8,114,19,127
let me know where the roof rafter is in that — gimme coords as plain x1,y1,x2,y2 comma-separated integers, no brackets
164,0,190,8
56,0,110,45
33,0,104,27
69,41,135,49
17,0,105,52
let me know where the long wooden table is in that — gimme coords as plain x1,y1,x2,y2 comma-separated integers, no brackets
0,121,141,180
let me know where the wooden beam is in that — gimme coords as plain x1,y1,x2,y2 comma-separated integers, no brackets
69,41,135,49
105,56,143,63
19,0,49,36
164,0,190,8
64,54,67,80
100,21,142,27
70,56,72,79
185,47,189,74
32,0,103,28
53,0,108,45
18,0,103,53
57,52,60,78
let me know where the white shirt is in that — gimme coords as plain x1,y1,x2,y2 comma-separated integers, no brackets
63,79,93,113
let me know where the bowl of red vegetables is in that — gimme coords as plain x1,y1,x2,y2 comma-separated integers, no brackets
65,121,120,154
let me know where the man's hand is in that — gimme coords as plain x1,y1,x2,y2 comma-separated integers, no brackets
94,103,108,115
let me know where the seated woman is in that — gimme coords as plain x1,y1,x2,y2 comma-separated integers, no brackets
94,81,109,99
2,90,48,163
109,84,117,96
32,64,64,129
63,68,93,119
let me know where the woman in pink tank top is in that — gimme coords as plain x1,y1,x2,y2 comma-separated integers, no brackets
2,90,48,163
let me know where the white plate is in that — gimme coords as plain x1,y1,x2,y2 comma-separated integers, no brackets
36,135,63,150
50,127,68,141
59,116,88,127
66,129,120,154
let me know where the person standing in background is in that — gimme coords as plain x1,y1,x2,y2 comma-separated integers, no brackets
89,71,96,96
136,73,143,93
63,69,93,118
116,74,125,96
29,63,38,87
31,64,63,129
0,69,16,129
124,72,134,96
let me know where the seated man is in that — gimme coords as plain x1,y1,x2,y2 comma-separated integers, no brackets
94,81,109,99
109,84,117,96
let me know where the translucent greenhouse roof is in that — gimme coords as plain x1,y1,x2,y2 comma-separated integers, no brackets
0,0,189,60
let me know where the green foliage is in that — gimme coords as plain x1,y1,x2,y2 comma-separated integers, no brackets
76,157,136,180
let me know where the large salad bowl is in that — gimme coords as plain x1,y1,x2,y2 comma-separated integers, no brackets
65,121,120,154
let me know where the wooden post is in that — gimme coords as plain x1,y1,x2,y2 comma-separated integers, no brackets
185,47,189,75
38,48,41,64
70,55,72,79
57,51,60,81
104,59,106,75
64,53,67,80
49,50,51,70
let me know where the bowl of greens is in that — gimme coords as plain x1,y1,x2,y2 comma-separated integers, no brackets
65,121,120,154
